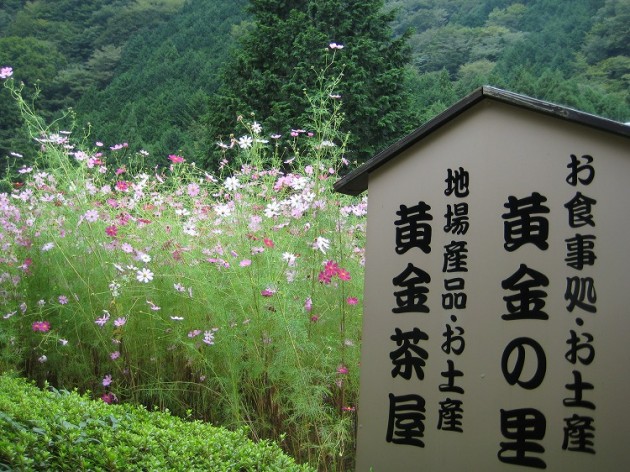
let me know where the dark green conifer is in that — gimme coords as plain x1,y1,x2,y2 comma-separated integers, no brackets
205,0,414,166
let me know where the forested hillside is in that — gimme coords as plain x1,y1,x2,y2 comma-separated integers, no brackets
0,0,190,165
1,0,628,174
389,0,629,123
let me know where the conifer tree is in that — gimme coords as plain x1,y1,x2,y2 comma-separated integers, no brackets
205,0,414,166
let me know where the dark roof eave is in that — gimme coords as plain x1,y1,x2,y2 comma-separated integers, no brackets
334,86,630,196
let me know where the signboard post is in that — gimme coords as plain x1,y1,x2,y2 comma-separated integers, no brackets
335,87,630,471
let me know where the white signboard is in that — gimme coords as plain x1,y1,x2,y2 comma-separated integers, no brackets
356,100,630,471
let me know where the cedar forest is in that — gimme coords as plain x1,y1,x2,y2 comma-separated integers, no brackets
0,0,628,177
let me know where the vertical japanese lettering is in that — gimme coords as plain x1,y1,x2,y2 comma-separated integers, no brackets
564,331,595,365
566,154,595,186
386,393,427,447
503,193,550,252
501,264,550,321
498,408,547,469
444,203,470,234
563,152,598,456
564,277,597,313
390,327,430,380
501,337,547,390
562,415,596,454
563,370,595,410
565,235,597,270
437,398,464,433
564,192,596,228
392,263,431,313
442,278,467,309
395,202,433,254
444,167,470,197
439,359,464,394
442,241,468,273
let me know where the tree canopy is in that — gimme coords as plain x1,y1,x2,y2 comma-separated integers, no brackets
1,0,628,176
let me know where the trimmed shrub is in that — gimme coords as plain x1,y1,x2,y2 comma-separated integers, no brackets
0,373,313,471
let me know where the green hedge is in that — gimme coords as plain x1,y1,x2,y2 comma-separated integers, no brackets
0,374,313,471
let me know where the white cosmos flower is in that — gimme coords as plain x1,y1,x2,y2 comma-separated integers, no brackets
136,268,154,283
264,201,281,218
282,252,297,266
214,203,232,217
183,221,198,236
313,236,331,254
224,176,241,192
238,135,253,149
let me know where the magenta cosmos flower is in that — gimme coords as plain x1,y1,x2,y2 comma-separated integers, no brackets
168,154,185,163
32,321,51,332
105,225,118,237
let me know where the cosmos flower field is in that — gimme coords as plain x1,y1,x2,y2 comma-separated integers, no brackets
1,67,366,469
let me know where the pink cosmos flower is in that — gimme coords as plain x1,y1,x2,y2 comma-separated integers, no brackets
304,297,313,312
337,268,351,281
261,287,276,297
263,238,274,248
114,317,127,327
187,182,200,197
32,321,51,332
318,271,332,284
95,311,110,326
240,259,252,267
346,297,359,305
115,181,129,192
0,66,13,79
324,260,339,275
101,392,118,404
84,209,99,223
58,295,68,305
248,215,262,231
337,365,349,374
110,351,120,360
146,300,160,310
168,154,185,163
102,374,112,387
105,225,118,237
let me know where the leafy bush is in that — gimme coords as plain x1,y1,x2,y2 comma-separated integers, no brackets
0,373,312,471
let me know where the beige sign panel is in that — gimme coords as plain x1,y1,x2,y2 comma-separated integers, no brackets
356,100,629,470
